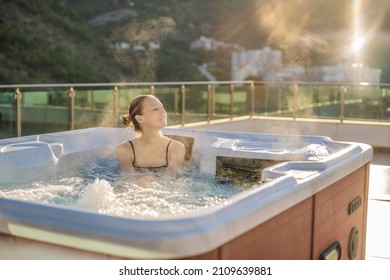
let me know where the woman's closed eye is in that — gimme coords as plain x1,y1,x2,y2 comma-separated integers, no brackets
153,107,165,111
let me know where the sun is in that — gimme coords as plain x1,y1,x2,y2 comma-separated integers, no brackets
352,36,364,53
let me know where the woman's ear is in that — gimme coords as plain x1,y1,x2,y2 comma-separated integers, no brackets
135,115,143,123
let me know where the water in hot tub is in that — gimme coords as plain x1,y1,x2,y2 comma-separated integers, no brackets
0,160,244,218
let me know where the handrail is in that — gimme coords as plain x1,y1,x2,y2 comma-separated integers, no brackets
0,80,389,138
2,80,390,89
0,80,254,89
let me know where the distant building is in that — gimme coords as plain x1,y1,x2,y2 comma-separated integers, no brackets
133,45,147,51
232,47,382,84
110,41,130,50
231,47,283,81
148,41,160,50
110,41,160,51
276,64,305,82
190,36,240,51
306,63,381,84
192,36,382,84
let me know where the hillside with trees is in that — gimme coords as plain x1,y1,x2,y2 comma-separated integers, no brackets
1,0,390,84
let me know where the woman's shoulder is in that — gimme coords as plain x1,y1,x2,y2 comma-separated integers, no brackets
167,138,186,159
117,140,132,151
165,137,185,148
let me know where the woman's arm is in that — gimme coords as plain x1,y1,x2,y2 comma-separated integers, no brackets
166,140,186,177
116,142,135,173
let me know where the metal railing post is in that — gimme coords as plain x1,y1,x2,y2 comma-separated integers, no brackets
181,85,185,126
174,88,179,114
249,82,254,118
292,84,299,120
150,85,155,96
68,87,75,130
14,88,22,137
113,86,119,127
340,86,346,123
207,84,212,123
230,83,234,120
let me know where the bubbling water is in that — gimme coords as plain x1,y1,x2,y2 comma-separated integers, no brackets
1,160,243,218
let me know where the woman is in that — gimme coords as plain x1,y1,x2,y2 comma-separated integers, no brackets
116,95,186,177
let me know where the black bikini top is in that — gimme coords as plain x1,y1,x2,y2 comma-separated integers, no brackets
128,139,172,169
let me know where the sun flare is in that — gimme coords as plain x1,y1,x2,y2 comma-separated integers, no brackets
352,36,364,52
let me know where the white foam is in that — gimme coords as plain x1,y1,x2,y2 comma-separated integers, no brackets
299,144,330,160
77,179,116,212
1,184,74,204
1,164,242,218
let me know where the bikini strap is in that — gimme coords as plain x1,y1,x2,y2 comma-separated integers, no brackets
128,140,136,166
166,139,172,166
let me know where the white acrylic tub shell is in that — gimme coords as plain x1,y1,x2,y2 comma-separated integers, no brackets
0,127,373,259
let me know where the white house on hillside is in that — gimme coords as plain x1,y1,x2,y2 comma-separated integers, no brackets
190,36,240,51
232,47,381,84
231,47,283,81
306,64,381,84
190,36,382,84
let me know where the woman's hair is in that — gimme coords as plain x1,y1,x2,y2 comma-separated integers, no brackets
120,95,150,132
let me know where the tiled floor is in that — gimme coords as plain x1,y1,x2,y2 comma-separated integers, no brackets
365,149,390,260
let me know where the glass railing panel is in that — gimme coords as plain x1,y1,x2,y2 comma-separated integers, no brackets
252,83,267,115
212,84,233,120
254,84,294,117
0,90,16,139
1,81,389,140
153,84,210,125
118,86,151,127
296,85,341,119
183,85,209,124
344,86,390,122
118,87,150,111
382,88,390,122
295,85,314,118
21,88,69,136
232,85,251,117
153,85,182,126
73,88,115,129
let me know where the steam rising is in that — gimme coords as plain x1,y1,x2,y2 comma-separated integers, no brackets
257,0,329,66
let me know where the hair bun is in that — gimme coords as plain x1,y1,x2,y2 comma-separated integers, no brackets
120,114,132,127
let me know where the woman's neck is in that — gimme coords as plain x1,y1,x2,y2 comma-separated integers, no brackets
138,129,163,143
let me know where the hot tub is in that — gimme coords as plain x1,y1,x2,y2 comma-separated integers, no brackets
0,127,372,259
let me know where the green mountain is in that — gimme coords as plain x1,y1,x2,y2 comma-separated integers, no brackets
1,0,390,84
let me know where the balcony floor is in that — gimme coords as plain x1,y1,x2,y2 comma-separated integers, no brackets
366,148,390,260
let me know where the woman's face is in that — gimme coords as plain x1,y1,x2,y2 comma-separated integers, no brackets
138,96,167,129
